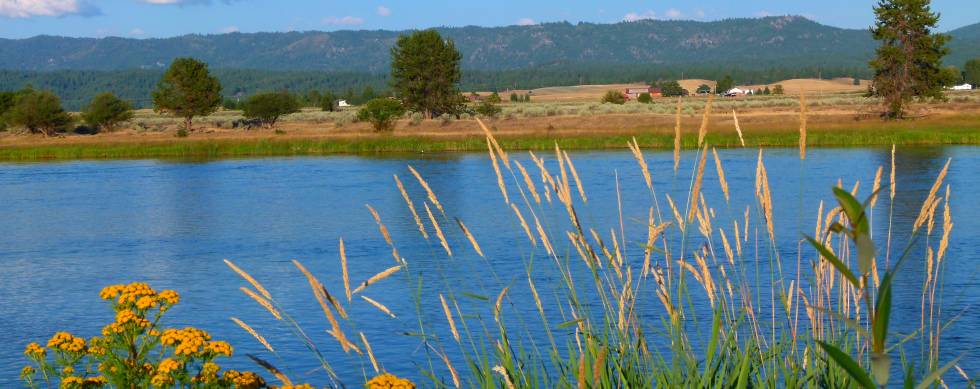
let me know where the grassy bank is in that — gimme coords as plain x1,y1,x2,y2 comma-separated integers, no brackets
1,119,979,161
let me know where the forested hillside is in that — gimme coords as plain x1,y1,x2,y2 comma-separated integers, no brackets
3,16,976,72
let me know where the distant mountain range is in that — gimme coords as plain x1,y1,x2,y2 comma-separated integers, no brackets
1,16,978,72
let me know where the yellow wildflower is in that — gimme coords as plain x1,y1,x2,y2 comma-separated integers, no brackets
136,296,158,310
117,282,157,306
224,370,266,389
47,332,86,353
150,373,173,388
20,365,35,378
157,358,182,374
278,385,316,389
62,366,74,375
99,285,124,300
161,327,211,356
24,342,46,358
205,340,233,356
367,373,416,389
159,290,180,305
194,362,221,383
84,376,108,386
59,376,84,388
115,310,150,328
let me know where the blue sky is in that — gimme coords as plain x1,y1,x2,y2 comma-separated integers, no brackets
1,0,978,39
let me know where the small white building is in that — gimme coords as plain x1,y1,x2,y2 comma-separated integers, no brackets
949,83,973,91
337,99,351,107
725,88,746,96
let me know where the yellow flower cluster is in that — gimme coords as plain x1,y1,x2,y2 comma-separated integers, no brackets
20,365,34,377
47,332,86,353
161,327,212,356
366,373,416,389
99,282,180,311
157,358,183,374
276,385,316,389
23,343,46,358
58,376,105,388
193,362,221,383
60,376,84,388
205,340,234,356
150,372,173,388
223,370,266,389
87,337,106,356
115,310,151,328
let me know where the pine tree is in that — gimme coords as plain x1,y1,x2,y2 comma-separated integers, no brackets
964,59,980,88
390,30,462,119
151,58,222,130
870,0,953,118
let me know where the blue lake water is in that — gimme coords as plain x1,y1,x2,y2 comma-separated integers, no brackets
1,146,978,386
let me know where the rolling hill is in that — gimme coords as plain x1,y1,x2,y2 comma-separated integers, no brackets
1,16,976,72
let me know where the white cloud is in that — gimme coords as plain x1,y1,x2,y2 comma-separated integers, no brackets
322,15,364,26
129,27,145,35
695,9,705,19
376,5,390,16
0,0,95,18
623,10,655,22
665,8,682,19
516,17,535,26
220,25,239,33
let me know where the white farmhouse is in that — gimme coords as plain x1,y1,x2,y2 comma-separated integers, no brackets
725,88,746,96
949,83,973,91
337,99,351,107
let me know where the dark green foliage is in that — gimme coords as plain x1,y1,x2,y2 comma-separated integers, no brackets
82,92,133,132
763,86,771,95
320,91,336,112
357,98,405,132
658,80,688,97
475,97,501,118
222,98,240,110
963,59,980,87
305,90,322,108
772,84,785,95
696,84,712,94
509,93,519,102
870,0,954,118
6,89,73,136
601,90,625,104
716,75,735,94
486,92,501,104
152,58,222,130
0,90,15,130
853,77,862,86
390,30,462,118
636,93,652,103
242,91,300,128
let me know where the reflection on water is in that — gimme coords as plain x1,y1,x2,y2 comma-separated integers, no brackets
0,146,977,386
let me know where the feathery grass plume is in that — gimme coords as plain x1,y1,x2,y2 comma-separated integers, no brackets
293,260,350,351
890,145,896,200
494,285,511,324
425,202,453,257
554,143,571,204
870,166,884,209
665,193,685,231
720,228,735,265
593,346,608,382
439,294,460,342
627,137,653,191
651,266,676,323
534,214,555,256
366,204,401,263
487,137,510,204
732,109,745,146
711,147,730,203
225,259,272,299
476,117,509,168
527,275,545,319
513,160,541,204
393,174,428,239
231,317,275,353
360,332,379,374
799,91,807,160
246,354,293,386
733,220,742,257
408,165,444,214
510,203,536,246
913,159,951,232
937,185,952,263
241,287,282,320
688,144,708,221
339,238,351,302
455,218,484,257
352,265,402,295
674,96,682,171
755,150,775,242
563,150,588,203
431,345,461,388
360,295,396,318
577,352,587,389
493,366,516,389
529,150,555,204
697,94,713,147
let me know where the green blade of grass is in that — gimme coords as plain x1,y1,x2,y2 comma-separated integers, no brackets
816,340,876,389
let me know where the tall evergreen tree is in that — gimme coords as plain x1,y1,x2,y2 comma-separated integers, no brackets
964,59,980,87
390,30,462,119
152,57,222,130
870,0,953,118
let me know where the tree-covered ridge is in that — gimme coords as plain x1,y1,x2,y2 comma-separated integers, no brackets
1,17,977,72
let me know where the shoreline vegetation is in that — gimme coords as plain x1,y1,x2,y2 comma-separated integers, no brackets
1,112,979,161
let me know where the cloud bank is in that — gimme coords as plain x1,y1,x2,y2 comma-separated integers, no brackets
0,0,99,18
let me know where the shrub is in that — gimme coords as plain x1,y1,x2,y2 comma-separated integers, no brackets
82,93,134,132
637,92,653,103
242,91,300,129
152,57,222,131
658,80,689,97
601,90,626,104
357,98,405,132
409,112,424,125
772,84,785,95
6,90,73,136
175,128,188,137
476,99,501,119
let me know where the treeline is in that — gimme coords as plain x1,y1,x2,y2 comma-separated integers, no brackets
0,64,869,110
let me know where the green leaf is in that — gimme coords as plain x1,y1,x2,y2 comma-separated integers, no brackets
556,318,585,329
805,236,861,289
833,187,870,235
873,275,892,352
904,363,915,389
703,308,722,380
914,353,965,389
461,292,489,301
856,234,876,276
816,341,876,389
735,347,751,389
